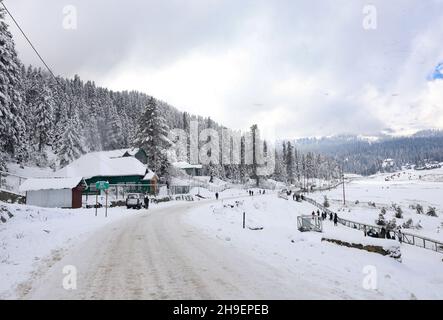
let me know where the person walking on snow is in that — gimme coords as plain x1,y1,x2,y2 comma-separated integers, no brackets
215,192,219,200
334,213,338,226
144,195,149,209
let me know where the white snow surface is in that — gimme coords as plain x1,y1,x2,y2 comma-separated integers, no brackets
1,177,443,299
185,193,443,299
0,200,180,299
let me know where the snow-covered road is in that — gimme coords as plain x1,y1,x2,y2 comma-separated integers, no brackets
23,198,329,300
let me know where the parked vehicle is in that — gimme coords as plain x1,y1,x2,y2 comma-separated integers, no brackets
126,193,142,209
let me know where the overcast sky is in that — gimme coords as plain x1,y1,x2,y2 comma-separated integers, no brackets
5,0,443,138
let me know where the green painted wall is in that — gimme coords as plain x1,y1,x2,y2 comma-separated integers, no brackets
84,175,153,194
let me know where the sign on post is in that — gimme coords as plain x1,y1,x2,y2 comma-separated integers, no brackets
95,181,110,190
95,181,109,217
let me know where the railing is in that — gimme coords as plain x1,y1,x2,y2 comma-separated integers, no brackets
302,196,443,254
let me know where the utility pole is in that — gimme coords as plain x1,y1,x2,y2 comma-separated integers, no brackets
342,158,347,205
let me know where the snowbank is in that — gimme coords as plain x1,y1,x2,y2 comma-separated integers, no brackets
0,201,175,299
185,193,443,299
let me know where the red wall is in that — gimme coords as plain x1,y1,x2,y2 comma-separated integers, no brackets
71,186,84,209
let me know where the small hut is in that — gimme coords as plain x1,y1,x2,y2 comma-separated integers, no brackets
142,170,158,194
19,177,87,209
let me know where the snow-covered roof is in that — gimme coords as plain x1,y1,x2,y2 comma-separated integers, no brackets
55,151,147,179
124,148,141,156
142,170,158,181
20,177,85,192
172,161,203,170
89,148,142,160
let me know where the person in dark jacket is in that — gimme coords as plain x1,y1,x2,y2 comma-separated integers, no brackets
333,213,338,226
144,195,150,209
215,192,219,200
329,212,333,221
380,227,386,239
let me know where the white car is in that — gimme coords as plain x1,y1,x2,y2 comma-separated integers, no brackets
126,193,142,209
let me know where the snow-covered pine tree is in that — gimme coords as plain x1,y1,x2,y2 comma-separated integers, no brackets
134,97,171,176
286,141,294,184
33,73,55,154
57,115,86,167
104,102,124,150
0,9,27,165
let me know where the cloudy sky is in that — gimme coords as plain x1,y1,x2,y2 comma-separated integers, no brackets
5,0,443,138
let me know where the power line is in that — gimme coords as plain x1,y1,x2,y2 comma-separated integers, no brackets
1,0,61,85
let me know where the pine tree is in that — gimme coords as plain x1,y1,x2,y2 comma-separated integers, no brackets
104,103,124,150
34,75,55,153
286,141,294,184
57,115,86,167
134,97,171,176
0,9,26,164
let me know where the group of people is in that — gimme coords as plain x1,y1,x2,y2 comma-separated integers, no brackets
365,226,403,243
248,189,266,196
292,193,303,201
311,209,338,226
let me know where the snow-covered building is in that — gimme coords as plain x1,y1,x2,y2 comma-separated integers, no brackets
19,177,87,208
172,161,203,176
55,149,157,194
142,169,159,193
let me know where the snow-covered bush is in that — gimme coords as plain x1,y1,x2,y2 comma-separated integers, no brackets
376,213,386,226
381,207,387,215
368,201,376,208
392,204,403,218
402,218,413,229
415,204,424,215
355,200,359,205
386,218,397,230
426,206,438,217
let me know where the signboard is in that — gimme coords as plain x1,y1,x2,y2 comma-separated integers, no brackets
95,181,109,218
95,181,109,190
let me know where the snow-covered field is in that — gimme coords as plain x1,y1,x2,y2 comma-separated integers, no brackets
185,193,443,299
1,173,442,299
311,168,443,242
